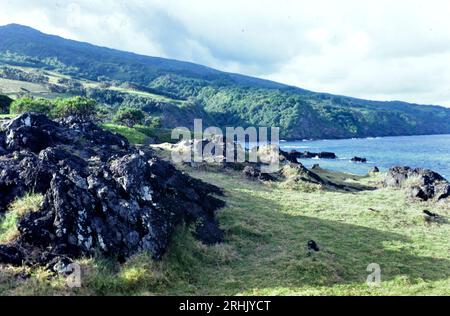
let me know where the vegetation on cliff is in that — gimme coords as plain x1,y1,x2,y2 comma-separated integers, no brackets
1,24,450,139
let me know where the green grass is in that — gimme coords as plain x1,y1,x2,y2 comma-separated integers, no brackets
108,86,184,105
0,193,44,243
102,123,175,144
133,125,174,143
0,113,15,119
1,168,450,296
101,123,149,145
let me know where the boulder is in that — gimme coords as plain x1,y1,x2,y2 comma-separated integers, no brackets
242,165,275,181
279,150,337,162
370,166,380,173
0,113,225,266
317,152,337,159
171,135,245,164
385,166,449,201
351,156,367,163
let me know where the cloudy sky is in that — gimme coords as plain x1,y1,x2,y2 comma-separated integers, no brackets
1,0,450,106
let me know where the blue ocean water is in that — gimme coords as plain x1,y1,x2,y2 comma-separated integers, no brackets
280,134,450,179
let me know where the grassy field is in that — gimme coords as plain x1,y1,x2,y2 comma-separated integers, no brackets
0,65,184,106
0,113,15,119
108,86,185,105
102,123,174,144
0,78,71,100
1,166,449,296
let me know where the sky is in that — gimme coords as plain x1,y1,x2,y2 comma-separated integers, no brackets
1,0,450,106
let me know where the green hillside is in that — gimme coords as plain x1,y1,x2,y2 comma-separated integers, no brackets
1,23,450,139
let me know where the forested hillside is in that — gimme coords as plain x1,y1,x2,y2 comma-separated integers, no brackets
1,23,450,139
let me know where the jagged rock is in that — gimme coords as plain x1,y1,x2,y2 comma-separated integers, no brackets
410,186,430,201
385,166,449,201
279,150,299,164
0,151,54,212
242,165,275,181
316,152,337,159
171,135,244,164
280,150,337,162
370,166,380,173
288,163,326,184
0,245,23,265
434,182,450,200
0,113,225,266
422,210,446,224
307,240,320,252
351,156,367,163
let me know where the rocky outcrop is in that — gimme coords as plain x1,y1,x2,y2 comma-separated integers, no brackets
384,166,450,201
280,150,337,162
0,113,224,267
169,135,245,164
242,165,275,181
351,157,367,163
370,166,380,173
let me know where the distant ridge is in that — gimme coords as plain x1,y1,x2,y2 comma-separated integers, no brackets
1,23,450,139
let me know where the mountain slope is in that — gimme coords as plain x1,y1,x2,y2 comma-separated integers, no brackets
1,23,450,139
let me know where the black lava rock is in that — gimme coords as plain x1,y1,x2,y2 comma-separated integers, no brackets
385,166,449,201
351,157,367,163
242,165,275,181
0,113,225,266
370,166,380,173
307,240,320,252
280,150,337,162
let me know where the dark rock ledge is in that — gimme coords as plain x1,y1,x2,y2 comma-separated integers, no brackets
384,166,450,201
0,113,224,269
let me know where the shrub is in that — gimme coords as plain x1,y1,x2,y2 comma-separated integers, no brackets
53,96,97,119
113,107,146,127
9,97,52,115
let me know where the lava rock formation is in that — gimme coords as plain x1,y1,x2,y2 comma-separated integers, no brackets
384,166,450,201
0,113,224,268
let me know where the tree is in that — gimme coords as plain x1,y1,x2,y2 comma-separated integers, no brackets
9,97,52,115
53,96,97,119
113,107,146,127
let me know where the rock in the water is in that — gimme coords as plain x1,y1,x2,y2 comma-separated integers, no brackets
317,152,337,159
370,166,380,173
351,156,367,163
385,166,449,201
0,113,225,266
280,150,337,162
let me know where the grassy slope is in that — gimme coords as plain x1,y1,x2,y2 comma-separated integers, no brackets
1,168,450,296
102,123,174,144
3,24,450,140
0,65,184,105
0,113,14,119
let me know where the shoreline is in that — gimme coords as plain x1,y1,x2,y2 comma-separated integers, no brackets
281,133,450,143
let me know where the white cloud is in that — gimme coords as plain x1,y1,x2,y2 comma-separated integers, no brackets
1,0,450,106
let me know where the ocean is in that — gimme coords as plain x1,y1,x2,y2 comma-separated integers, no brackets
280,134,450,179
